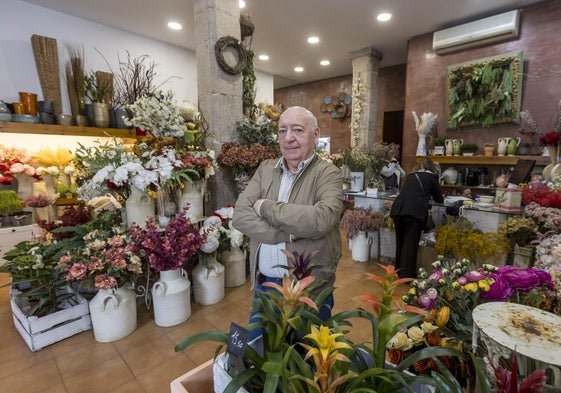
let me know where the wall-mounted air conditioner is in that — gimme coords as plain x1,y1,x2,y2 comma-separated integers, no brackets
432,10,520,54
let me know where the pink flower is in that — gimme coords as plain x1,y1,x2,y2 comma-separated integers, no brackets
428,270,444,281
88,257,104,271
66,263,88,281
94,274,118,290
464,269,486,282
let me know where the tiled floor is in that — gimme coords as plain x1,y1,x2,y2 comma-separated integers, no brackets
0,243,393,393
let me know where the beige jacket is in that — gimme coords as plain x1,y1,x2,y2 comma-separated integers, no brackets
232,154,343,289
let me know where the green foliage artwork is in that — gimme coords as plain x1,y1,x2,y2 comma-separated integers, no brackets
446,51,523,129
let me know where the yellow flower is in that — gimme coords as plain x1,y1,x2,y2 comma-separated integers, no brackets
463,282,479,293
478,279,491,292
304,325,352,363
441,337,463,351
451,281,460,290
408,287,416,295
389,331,412,351
407,326,425,345
436,306,450,328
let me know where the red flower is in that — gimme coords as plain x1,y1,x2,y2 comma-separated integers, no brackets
539,130,561,146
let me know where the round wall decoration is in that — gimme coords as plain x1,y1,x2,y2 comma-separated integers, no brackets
319,91,352,121
215,36,247,75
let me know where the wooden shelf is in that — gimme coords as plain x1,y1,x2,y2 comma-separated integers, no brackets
418,155,549,166
0,121,137,138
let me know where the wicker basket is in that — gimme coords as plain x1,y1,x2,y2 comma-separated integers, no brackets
31,34,62,114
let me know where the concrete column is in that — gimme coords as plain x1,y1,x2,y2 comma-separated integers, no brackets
349,47,382,148
194,0,243,211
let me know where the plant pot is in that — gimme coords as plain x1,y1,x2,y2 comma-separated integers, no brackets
512,245,535,268
152,269,191,327
218,247,247,287
349,171,364,192
351,231,371,262
192,257,225,305
93,102,110,128
125,185,155,227
89,287,137,343
178,180,205,221
483,146,495,157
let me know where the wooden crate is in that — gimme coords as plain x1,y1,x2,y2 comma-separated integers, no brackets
170,359,214,393
11,289,92,351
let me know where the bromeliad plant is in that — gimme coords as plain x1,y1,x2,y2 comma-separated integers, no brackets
175,253,467,393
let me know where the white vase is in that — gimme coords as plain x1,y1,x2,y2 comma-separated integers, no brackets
126,185,155,227
218,247,247,287
192,257,225,305
368,230,380,259
152,269,191,327
89,287,137,343
416,135,427,156
33,206,50,222
178,180,205,221
349,171,364,192
351,231,371,262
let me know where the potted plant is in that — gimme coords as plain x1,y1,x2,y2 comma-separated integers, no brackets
129,212,203,327
342,147,370,192
498,216,539,267
461,143,479,156
340,207,384,262
0,190,23,225
433,136,446,155
175,253,468,393
483,143,495,157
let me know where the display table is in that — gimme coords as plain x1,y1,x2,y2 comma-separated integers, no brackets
472,302,561,368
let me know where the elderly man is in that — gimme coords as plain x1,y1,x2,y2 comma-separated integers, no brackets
232,106,343,334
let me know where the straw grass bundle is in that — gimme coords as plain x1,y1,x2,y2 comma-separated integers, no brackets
95,71,113,106
64,43,85,117
31,34,62,114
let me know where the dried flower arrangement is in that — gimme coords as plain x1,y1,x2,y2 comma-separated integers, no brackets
340,207,384,238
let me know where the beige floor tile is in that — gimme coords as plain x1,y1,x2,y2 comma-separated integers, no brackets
0,358,62,393
56,340,119,380
65,355,136,393
137,353,197,393
108,379,146,393
121,334,179,376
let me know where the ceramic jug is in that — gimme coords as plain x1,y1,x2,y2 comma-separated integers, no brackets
497,137,510,156
453,139,463,156
507,137,521,156
442,167,459,185
445,139,454,156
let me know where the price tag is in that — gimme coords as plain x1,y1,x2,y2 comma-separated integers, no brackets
227,322,249,358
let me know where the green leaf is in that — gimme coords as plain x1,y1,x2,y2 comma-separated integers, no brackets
174,330,228,352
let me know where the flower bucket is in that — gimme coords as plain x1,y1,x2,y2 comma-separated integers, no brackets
178,180,205,221
349,171,364,192
192,258,225,305
218,247,247,288
368,230,380,260
125,185,155,227
351,231,371,262
152,269,191,327
89,287,137,342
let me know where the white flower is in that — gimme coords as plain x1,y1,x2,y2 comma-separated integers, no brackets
412,111,438,136
64,165,76,175
203,215,222,229
200,234,219,254
388,332,413,351
407,326,425,345
421,322,439,334
46,166,60,176
215,206,234,220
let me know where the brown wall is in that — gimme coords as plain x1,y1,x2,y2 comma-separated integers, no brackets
402,0,561,170
274,66,406,154
274,1,561,171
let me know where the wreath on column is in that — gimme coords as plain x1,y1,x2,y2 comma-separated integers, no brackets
214,36,247,75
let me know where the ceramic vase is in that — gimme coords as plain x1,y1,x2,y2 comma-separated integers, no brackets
367,230,380,259
192,257,225,305
93,102,110,128
416,135,427,156
497,137,510,156
218,247,247,287
542,145,558,181
152,269,191,327
178,180,205,221
453,139,463,156
89,287,137,343
506,137,521,156
349,172,364,192
445,139,454,156
125,185,155,227
351,231,371,262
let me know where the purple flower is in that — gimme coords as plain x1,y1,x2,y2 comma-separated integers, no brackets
418,293,436,309
496,266,554,292
457,276,468,285
429,270,444,281
464,269,486,282
426,287,438,300
480,273,515,301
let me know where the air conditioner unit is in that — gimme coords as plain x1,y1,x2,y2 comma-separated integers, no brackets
433,10,520,54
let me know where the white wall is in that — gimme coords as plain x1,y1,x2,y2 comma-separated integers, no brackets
0,1,274,150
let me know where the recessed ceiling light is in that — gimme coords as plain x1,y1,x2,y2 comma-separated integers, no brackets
377,12,392,22
320,60,330,66
258,54,269,61
239,0,246,8
167,21,182,30
294,66,304,72
307,36,320,44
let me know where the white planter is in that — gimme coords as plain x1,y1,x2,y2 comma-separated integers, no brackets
218,247,247,288
351,231,371,262
178,180,205,221
367,230,380,259
152,269,191,327
89,287,137,343
125,185,155,227
10,288,91,352
192,258,225,305
213,353,250,393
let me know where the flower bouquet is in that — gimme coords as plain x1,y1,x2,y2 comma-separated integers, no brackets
124,92,187,138
340,207,384,238
498,216,539,247
0,144,41,186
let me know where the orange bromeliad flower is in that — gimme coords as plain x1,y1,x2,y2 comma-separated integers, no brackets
263,275,318,317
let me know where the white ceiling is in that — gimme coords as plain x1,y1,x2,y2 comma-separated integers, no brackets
23,0,546,88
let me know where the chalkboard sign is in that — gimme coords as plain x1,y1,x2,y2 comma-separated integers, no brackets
227,322,249,358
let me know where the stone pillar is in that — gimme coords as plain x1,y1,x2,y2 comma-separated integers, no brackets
349,47,383,148
194,0,243,212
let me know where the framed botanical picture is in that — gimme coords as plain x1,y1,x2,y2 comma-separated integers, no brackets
446,51,523,130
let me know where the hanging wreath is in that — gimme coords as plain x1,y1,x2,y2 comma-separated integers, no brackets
215,36,247,75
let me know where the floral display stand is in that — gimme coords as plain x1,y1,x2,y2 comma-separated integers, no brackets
10,288,91,352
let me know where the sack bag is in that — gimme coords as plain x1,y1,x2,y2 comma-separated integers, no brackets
425,209,435,232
